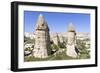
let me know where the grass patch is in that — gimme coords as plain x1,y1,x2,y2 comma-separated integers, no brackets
24,51,90,62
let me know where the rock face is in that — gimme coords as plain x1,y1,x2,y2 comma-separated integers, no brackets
33,14,51,58
51,33,60,46
66,23,78,58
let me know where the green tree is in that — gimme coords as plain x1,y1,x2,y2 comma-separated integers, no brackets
24,36,35,44
58,42,66,48
76,39,90,59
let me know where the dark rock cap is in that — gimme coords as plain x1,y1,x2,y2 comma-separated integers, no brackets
68,23,75,32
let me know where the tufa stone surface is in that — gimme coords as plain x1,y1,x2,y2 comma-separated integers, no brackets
66,23,78,58
33,14,51,58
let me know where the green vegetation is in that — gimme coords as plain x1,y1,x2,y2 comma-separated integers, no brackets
24,36,35,44
25,47,33,51
58,42,66,48
24,37,90,62
24,51,75,62
51,44,59,51
76,39,90,59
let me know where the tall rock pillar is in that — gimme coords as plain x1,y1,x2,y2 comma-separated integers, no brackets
66,23,78,58
33,14,51,58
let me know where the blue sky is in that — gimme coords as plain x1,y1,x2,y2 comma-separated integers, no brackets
24,11,90,33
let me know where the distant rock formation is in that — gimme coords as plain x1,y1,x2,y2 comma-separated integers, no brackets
51,33,60,46
33,14,51,58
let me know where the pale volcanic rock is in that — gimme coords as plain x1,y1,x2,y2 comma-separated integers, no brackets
33,14,51,58
66,23,78,58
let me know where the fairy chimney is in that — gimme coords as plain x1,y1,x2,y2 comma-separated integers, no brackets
52,33,60,46
66,23,78,58
33,14,51,58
